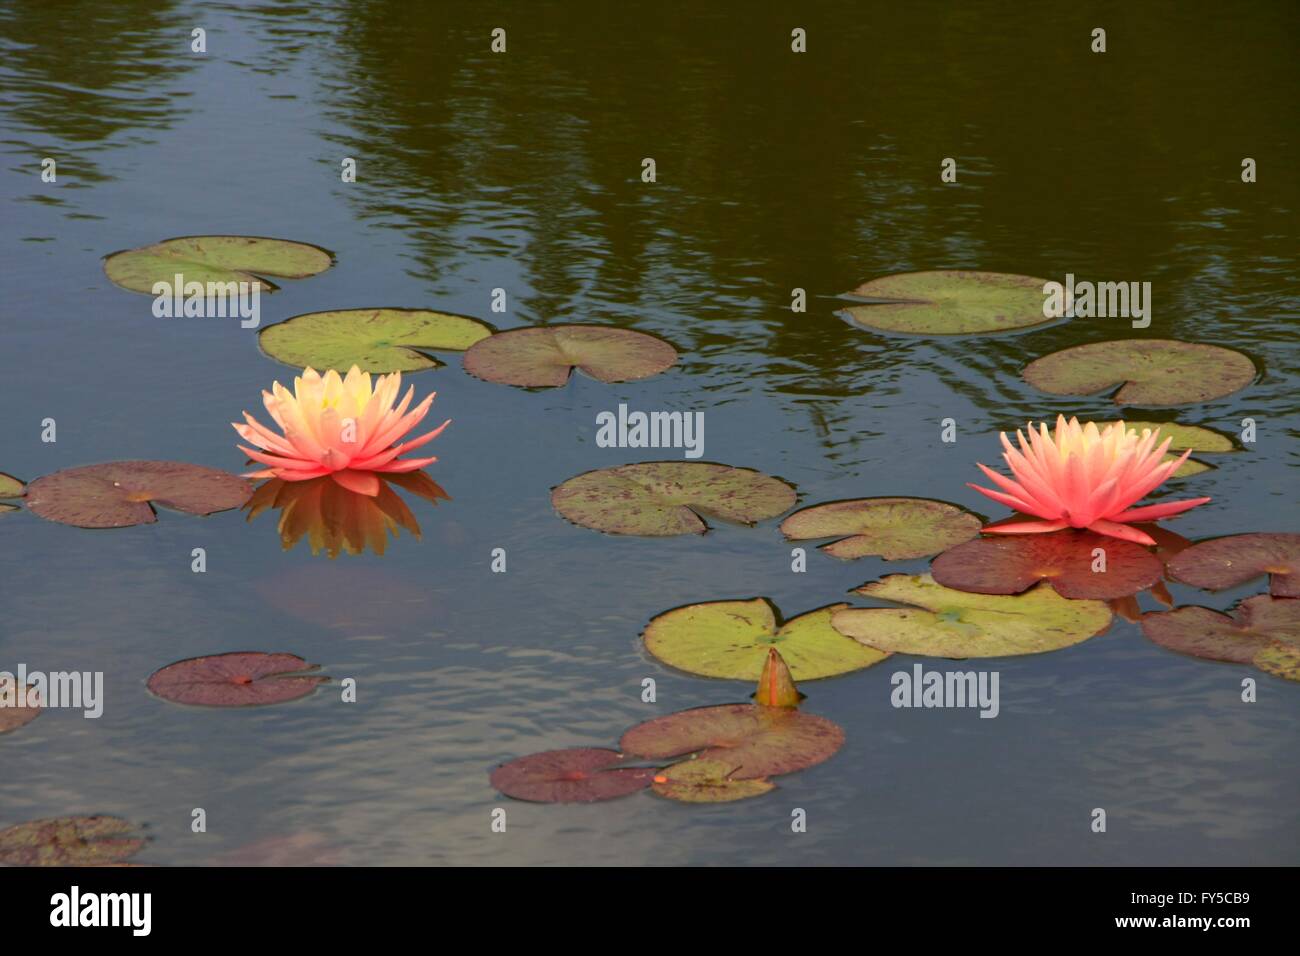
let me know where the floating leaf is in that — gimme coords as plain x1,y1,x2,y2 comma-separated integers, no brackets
1091,420,1234,477
463,325,677,387
620,704,843,780
259,308,493,373
0,504,15,515
1255,643,1300,682
147,652,329,707
930,530,1164,600
24,460,251,529
780,497,981,560
842,271,1052,335
489,748,655,803
643,599,886,681
1140,595,1300,665
0,816,146,866
832,573,1112,658
754,647,801,708
104,235,332,294
651,758,775,803
1166,533,1300,597
0,677,41,735
552,461,795,536
1022,339,1256,405
0,473,22,497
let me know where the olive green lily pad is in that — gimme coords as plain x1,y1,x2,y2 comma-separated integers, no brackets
1023,339,1256,405
651,758,776,803
780,497,982,560
1092,420,1234,477
259,308,493,373
0,473,22,497
0,504,16,515
643,599,888,681
832,573,1112,658
104,235,333,294
1166,533,1300,597
0,816,146,866
552,461,796,536
463,325,678,387
0,677,41,735
842,271,1052,335
1140,595,1300,665
1255,643,1300,682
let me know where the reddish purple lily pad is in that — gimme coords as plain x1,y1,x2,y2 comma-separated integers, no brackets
619,704,843,780
147,652,329,707
1140,595,1300,664
1022,339,1256,405
489,748,656,803
25,460,252,529
0,677,41,735
931,531,1164,600
0,816,146,866
463,325,678,387
1166,533,1300,597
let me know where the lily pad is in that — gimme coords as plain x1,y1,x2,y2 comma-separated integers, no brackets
780,497,981,560
0,677,41,735
1022,339,1256,405
0,473,22,497
552,461,795,536
832,573,1112,658
1092,420,1234,477
0,816,146,866
620,704,843,780
1166,533,1300,597
104,235,333,294
1140,595,1300,665
489,748,656,803
643,599,887,681
259,308,493,373
930,531,1164,600
147,652,329,707
25,460,252,529
1255,643,1300,682
842,271,1052,335
463,325,678,387
651,758,776,803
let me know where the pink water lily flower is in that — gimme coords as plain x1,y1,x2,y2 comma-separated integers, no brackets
234,366,448,496
969,415,1210,546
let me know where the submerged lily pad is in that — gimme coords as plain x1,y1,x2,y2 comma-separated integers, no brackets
0,816,146,866
259,308,493,373
147,652,328,707
104,235,333,294
842,271,1052,335
930,531,1164,600
832,573,1112,658
0,473,22,497
651,758,776,803
489,748,656,803
25,460,251,529
463,325,678,387
620,704,843,780
1140,595,1300,665
643,599,887,681
552,461,796,536
1166,533,1300,597
0,677,41,735
1022,339,1256,405
780,497,981,560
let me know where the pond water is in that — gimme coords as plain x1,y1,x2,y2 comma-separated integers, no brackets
0,1,1296,865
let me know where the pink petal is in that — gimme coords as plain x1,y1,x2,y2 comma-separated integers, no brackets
1109,497,1211,523
1085,519,1156,546
330,469,381,496
982,519,1070,535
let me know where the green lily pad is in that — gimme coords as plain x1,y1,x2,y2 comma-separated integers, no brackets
643,599,888,681
552,461,796,536
832,573,1112,658
0,677,41,735
930,530,1164,600
489,748,656,803
1092,420,1234,477
1140,595,1300,665
1166,533,1300,597
0,816,146,866
104,235,333,294
620,703,843,780
780,497,981,560
463,325,678,387
0,473,22,497
259,308,493,373
25,460,252,529
1022,339,1256,405
651,758,776,803
842,271,1052,335
1255,643,1300,682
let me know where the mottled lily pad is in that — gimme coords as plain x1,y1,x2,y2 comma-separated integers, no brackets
0,816,146,866
780,497,981,560
463,325,678,387
259,308,493,373
1166,533,1300,597
1140,595,1300,665
489,748,656,803
0,677,41,735
832,574,1112,658
1092,421,1233,477
25,460,252,529
620,704,843,780
842,271,1052,335
643,599,887,681
1022,339,1256,405
104,235,333,294
147,652,329,707
931,531,1164,600
552,461,796,536
651,758,775,803
1255,643,1300,682
0,473,22,497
